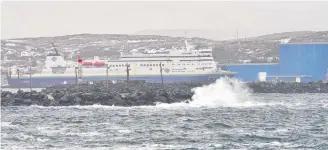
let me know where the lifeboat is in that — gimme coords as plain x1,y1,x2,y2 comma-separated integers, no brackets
82,61,93,66
93,61,105,67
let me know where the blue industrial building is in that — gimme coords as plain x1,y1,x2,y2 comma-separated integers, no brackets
222,43,328,82
221,63,279,82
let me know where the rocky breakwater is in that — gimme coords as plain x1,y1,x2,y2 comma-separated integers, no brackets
2,80,328,107
1,81,203,107
248,81,328,93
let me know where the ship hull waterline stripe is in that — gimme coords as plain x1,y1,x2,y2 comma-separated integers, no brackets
7,74,233,88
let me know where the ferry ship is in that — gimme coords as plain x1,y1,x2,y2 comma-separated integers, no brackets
5,40,236,88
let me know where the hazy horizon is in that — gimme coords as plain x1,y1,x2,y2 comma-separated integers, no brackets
2,1,328,40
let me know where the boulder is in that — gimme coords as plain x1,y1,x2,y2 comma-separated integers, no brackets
153,96,167,103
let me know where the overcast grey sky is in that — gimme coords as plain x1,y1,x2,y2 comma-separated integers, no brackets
2,1,328,39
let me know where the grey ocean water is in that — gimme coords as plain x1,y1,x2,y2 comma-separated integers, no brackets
1,79,328,150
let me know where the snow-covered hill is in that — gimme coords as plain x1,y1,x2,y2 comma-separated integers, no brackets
1,31,328,73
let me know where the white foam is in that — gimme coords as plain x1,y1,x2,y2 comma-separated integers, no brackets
117,129,132,133
155,77,263,108
1,122,12,127
189,77,252,107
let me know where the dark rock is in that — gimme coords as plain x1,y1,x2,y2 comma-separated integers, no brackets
48,99,59,106
13,98,23,104
153,96,167,103
17,90,24,95
60,95,69,102
246,81,328,93
135,99,148,106
22,99,33,105
74,97,82,105
31,90,37,94
30,93,39,100
115,98,127,106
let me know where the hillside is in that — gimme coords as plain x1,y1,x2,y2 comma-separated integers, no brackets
0,34,215,73
1,31,328,74
134,29,233,41
212,31,328,63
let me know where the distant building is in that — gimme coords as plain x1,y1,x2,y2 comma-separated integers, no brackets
223,43,328,82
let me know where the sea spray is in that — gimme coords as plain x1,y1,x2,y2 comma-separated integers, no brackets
189,77,253,107
154,77,255,108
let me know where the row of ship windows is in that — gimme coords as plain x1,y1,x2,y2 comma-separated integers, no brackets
140,64,164,67
196,67,213,70
199,51,212,53
108,64,165,67
180,59,213,61
172,63,212,66
108,64,136,67
108,63,213,67
121,55,212,58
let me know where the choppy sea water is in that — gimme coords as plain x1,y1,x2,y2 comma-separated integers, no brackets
2,79,328,150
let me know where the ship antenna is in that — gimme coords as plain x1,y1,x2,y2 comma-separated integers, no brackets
51,43,60,55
